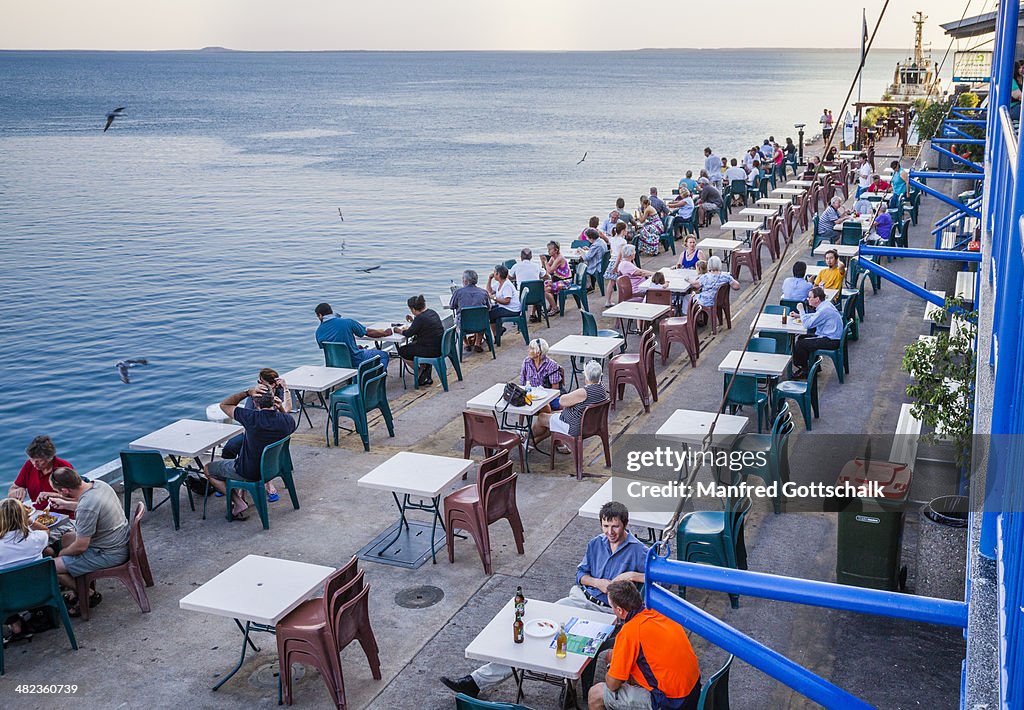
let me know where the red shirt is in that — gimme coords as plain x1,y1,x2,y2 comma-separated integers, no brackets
14,457,75,516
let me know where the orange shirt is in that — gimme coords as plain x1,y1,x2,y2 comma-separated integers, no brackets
608,609,700,697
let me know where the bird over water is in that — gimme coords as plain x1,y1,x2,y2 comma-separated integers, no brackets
104,107,126,132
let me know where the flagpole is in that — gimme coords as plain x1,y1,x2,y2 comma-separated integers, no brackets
858,7,865,106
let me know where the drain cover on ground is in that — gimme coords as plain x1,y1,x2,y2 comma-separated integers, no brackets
395,585,445,609
249,661,306,689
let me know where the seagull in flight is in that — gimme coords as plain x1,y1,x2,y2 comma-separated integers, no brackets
104,107,126,132
338,208,344,222
356,265,381,273
576,151,588,165
340,239,346,252
115,358,148,384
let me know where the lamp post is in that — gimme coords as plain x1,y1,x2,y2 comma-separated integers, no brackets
794,123,806,165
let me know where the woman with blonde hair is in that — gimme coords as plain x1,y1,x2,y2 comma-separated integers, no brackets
0,498,51,642
520,337,564,411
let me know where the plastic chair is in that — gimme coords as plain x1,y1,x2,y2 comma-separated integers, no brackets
763,305,785,315
445,458,525,574
644,288,672,306
502,258,517,270
731,406,794,514
329,356,381,446
595,250,610,295
729,179,747,206
75,501,154,620
462,410,525,471
581,310,625,354
722,372,769,433
811,213,834,251
779,298,804,313
840,221,863,246
321,341,354,369
119,449,193,530
224,437,300,529
277,563,381,708
519,280,550,329
615,275,642,304
773,356,822,430
549,399,612,480
659,227,677,255
455,694,535,710
908,189,921,225
331,361,395,450
812,319,853,384
696,283,733,335
747,336,777,353
609,329,657,412
459,306,496,359
660,297,700,367
841,290,860,341
677,496,751,608
558,261,590,316
571,239,589,249
697,655,735,710
0,558,77,673
783,203,797,244
414,326,463,392
729,231,765,282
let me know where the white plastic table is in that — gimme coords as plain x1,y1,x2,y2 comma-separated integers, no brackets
696,237,745,253
718,350,792,377
719,220,761,235
577,478,675,537
467,384,560,471
862,191,892,200
813,243,859,258
639,268,698,294
130,419,242,465
804,264,825,278
955,271,976,302
772,188,806,197
602,302,671,345
757,198,791,209
548,335,625,388
751,312,808,336
465,597,615,706
655,408,749,448
280,364,358,429
179,554,335,692
357,452,475,564
833,216,873,232
787,180,814,187
738,208,777,219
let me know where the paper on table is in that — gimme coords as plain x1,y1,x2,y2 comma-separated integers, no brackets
549,616,615,657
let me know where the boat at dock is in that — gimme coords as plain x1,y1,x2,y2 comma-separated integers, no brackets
887,11,943,99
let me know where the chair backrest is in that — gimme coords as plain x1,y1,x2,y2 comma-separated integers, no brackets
0,557,65,615
644,288,671,306
841,221,862,246
713,279,732,319
842,292,858,322
357,355,382,383
572,260,588,287
120,450,171,487
441,326,458,359
807,356,823,398
770,402,792,438
463,410,501,448
723,373,759,403
725,496,752,544
460,305,490,333
698,654,735,710
780,298,804,312
455,693,533,710
481,461,517,521
571,239,589,249
329,571,371,650
361,369,389,409
322,341,354,369
127,499,147,564
763,305,786,315
579,399,611,440
519,280,546,308
477,451,511,498
259,436,292,483
503,259,517,270
320,557,361,623
730,179,746,195
581,310,598,336
747,336,777,353
784,203,796,235
616,275,635,303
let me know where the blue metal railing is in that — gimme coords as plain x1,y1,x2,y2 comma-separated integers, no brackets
644,549,967,708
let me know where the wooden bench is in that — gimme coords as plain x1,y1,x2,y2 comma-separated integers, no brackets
890,402,923,466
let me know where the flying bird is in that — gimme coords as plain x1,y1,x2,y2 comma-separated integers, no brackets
338,208,344,222
340,239,346,252
104,107,126,132
576,151,588,165
115,358,148,384
356,265,381,273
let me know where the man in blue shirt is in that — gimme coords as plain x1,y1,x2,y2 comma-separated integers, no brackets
441,501,647,698
648,187,669,219
781,261,813,303
791,287,845,378
314,302,392,369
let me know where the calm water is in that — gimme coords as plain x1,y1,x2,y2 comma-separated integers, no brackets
0,49,907,482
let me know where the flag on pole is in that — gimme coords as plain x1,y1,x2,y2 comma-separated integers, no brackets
860,9,869,68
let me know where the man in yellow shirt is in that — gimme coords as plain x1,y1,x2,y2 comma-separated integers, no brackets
814,249,846,290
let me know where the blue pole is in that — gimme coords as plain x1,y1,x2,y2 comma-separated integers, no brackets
909,180,982,217
645,584,874,710
908,171,984,181
928,145,985,173
943,119,987,126
931,138,986,145
857,245,982,263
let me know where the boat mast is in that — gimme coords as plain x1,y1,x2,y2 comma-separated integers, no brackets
913,10,927,67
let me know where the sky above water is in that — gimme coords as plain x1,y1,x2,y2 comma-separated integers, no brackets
0,0,988,53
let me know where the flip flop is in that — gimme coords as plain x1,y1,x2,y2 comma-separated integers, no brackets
267,493,280,503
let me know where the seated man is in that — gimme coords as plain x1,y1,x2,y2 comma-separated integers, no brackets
790,286,844,379
782,260,813,303
450,269,491,352
817,196,848,245
867,174,891,193
221,368,286,499
314,302,393,369
206,379,296,519
583,228,608,290
648,187,669,219
50,467,129,615
509,248,543,285
813,249,846,290
588,580,702,710
614,198,635,226
724,159,748,205
441,502,647,698
600,209,624,236
678,171,698,193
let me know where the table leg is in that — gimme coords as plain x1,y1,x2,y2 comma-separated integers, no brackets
375,493,411,557
512,668,525,704
212,619,261,691
429,495,443,564
293,388,314,428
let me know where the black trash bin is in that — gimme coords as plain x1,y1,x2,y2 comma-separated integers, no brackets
834,460,912,591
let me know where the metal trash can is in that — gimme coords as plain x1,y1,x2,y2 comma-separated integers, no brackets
834,459,912,591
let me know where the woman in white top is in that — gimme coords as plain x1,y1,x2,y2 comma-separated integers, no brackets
856,152,873,198
603,222,629,307
485,264,522,341
0,498,51,642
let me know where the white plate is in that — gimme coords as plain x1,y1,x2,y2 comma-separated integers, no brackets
31,510,68,528
524,618,558,638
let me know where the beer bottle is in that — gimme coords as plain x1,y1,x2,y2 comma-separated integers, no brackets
514,586,525,610
555,623,568,658
513,610,524,644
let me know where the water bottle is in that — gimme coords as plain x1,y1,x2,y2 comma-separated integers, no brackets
450,279,457,295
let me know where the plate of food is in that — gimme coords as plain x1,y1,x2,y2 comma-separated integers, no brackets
31,510,67,528
524,618,558,639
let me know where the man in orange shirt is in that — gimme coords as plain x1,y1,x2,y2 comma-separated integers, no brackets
813,249,846,290
588,581,702,709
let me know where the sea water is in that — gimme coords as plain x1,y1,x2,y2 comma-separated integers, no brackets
0,48,914,482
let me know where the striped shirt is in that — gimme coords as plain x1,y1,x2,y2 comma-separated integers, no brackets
557,384,607,436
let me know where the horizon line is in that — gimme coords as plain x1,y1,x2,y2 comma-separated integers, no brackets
0,46,917,53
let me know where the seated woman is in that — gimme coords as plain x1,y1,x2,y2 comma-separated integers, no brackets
485,265,522,341
675,235,705,270
533,360,608,452
688,255,740,324
0,498,52,643
616,244,654,301
634,195,663,256
520,337,563,411
666,187,695,236
396,294,445,386
540,241,571,315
